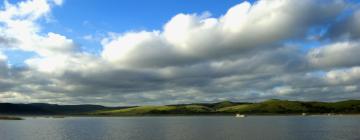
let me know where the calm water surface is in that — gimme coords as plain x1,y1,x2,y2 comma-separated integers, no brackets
0,116,359,140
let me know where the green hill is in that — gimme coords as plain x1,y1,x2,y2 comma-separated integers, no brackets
217,99,308,114
89,99,360,116
89,105,214,116
2,99,360,116
211,101,240,109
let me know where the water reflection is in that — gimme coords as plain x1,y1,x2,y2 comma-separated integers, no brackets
0,116,359,140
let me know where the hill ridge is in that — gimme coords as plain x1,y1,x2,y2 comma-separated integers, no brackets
1,99,360,116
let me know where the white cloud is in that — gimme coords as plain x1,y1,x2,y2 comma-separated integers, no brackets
308,41,360,69
36,32,75,56
344,85,357,92
0,0,71,54
0,91,31,103
102,0,344,69
325,67,360,84
272,86,297,95
0,0,75,75
83,34,93,41
101,31,167,66
25,53,102,75
0,0,51,21
52,0,63,6
0,52,7,61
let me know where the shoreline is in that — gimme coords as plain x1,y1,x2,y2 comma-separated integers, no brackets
0,116,24,120
8,113,360,118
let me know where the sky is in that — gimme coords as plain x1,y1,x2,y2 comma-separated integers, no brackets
0,0,360,106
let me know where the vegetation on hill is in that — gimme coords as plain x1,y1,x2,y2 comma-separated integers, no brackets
89,105,214,116
90,99,360,116
1,99,360,116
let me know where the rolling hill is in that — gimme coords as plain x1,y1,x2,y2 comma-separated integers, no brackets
1,99,360,116
89,99,360,116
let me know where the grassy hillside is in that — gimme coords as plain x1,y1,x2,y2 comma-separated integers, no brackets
89,105,214,116
90,99,360,116
217,99,308,114
2,99,360,116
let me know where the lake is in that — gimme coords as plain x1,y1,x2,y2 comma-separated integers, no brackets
0,116,359,140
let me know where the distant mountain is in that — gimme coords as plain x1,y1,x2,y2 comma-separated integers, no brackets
0,103,119,115
1,99,360,116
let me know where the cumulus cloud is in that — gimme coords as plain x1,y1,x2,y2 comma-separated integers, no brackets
308,41,360,69
0,0,71,54
102,0,344,68
1,0,360,105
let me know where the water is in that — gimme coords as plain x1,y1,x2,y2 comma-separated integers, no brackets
0,116,359,140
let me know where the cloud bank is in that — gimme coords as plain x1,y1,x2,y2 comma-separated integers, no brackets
0,0,360,106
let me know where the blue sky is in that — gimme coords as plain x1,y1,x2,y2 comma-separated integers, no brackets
4,0,254,65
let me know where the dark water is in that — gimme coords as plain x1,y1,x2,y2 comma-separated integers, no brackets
0,116,359,140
